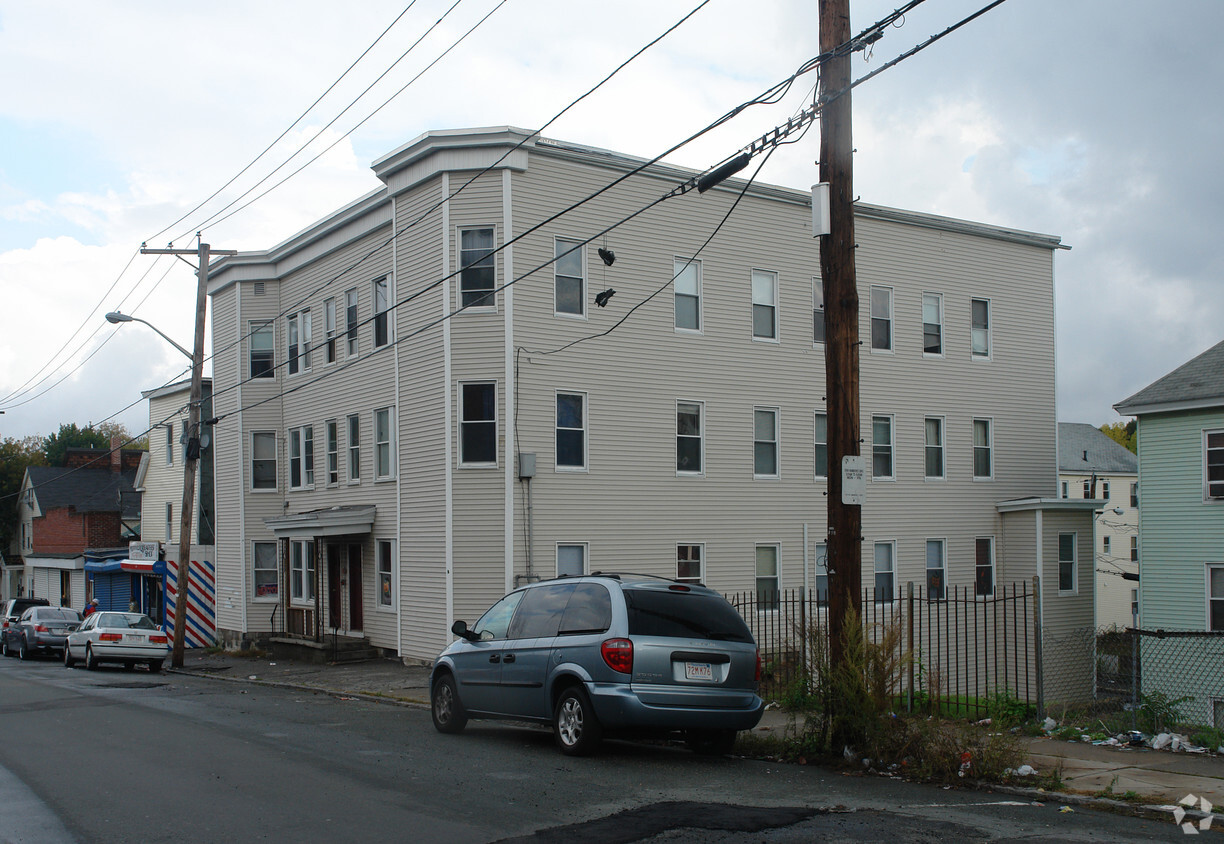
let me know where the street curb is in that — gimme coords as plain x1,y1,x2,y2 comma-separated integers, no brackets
977,782,1185,825
165,666,430,710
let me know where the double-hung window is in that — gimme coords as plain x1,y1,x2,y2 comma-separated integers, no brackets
676,545,703,584
164,424,174,466
872,415,894,480
926,539,946,600
813,278,825,344
1209,565,1223,631
922,292,943,355
674,258,701,332
347,414,360,483
345,287,359,357
1058,532,1077,593
753,407,779,478
326,420,339,486
873,541,895,603
973,418,993,479
1131,482,1139,507
323,298,337,363
813,543,829,607
1103,480,1111,500
373,277,389,347
287,310,311,375
755,545,780,610
165,503,173,543
1103,536,1112,555
555,392,587,470
751,269,778,340
924,416,945,479
460,228,495,308
1083,480,1092,498
250,321,275,378
554,238,584,316
374,407,394,479
253,541,278,600
252,431,276,490
975,537,995,597
1130,536,1139,563
289,425,314,489
378,539,395,609
971,298,991,359
290,539,316,603
1206,430,1224,500
677,401,703,474
460,383,497,465
870,286,893,351
814,412,828,479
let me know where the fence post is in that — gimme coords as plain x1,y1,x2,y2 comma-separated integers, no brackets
1032,575,1044,719
906,580,915,713
800,587,808,692
1130,627,1139,731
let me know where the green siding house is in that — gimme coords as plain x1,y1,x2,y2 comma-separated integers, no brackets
1114,338,1224,728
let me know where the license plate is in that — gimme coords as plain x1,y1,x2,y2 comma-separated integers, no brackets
684,662,713,681
124,634,143,643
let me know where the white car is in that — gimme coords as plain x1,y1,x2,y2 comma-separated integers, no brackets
64,612,169,672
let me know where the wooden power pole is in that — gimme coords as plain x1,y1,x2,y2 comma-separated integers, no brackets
819,0,863,667
141,239,235,667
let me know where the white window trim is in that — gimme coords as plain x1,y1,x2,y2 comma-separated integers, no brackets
873,540,897,604
346,414,361,485
924,415,946,481
922,291,944,358
249,320,275,379
755,543,782,612
872,413,896,482
555,390,589,473
377,539,396,612
751,268,780,343
812,277,825,346
814,411,828,480
1204,429,1224,502
325,419,339,487
976,536,996,599
289,539,316,607
288,425,314,491
556,542,588,578
1207,563,1224,632
870,285,894,354
925,538,947,600
673,256,703,335
553,237,586,319
971,296,992,361
323,297,337,364
973,417,995,481
164,423,174,466
287,310,312,375
458,381,499,468
344,287,359,358
677,543,704,584
676,399,705,477
372,276,391,347
164,502,173,544
251,431,278,493
1058,532,1078,596
457,226,498,313
753,406,781,480
252,541,279,603
374,406,396,481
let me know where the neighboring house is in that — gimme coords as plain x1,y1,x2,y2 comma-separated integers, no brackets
1115,339,1224,727
14,443,144,608
204,127,1096,677
1058,422,1139,629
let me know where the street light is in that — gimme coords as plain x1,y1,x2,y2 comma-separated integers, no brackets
105,311,193,361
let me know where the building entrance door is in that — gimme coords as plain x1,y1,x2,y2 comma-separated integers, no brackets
347,545,363,632
326,543,364,633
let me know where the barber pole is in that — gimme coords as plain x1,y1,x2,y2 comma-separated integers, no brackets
164,558,216,649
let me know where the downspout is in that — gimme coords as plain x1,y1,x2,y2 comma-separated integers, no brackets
391,194,403,659
442,174,455,639
503,168,515,596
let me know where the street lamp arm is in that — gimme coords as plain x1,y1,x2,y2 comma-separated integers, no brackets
105,311,194,361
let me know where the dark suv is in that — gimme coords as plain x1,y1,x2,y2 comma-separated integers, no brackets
0,598,50,655
430,574,763,756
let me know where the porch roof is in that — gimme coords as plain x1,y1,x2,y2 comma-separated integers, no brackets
995,497,1106,513
264,505,377,538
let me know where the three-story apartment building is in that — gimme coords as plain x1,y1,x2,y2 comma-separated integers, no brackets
206,127,1091,663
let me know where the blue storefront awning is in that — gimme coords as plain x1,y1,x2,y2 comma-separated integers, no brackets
84,559,167,576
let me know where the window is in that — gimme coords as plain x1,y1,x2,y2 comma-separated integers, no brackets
975,537,995,597
677,545,703,583
751,269,778,340
253,542,278,599
753,407,779,478
374,407,394,479
460,228,495,308
813,278,825,344
558,543,587,577
555,238,584,316
345,287,358,357
290,539,316,603
287,310,311,375
252,431,276,490
555,392,586,470
814,412,828,479
1130,535,1139,563
372,277,389,347
1058,532,1077,593
1083,480,1092,498
1207,431,1224,500
872,415,894,480
677,401,703,474
813,543,828,607
873,541,895,603
347,414,360,483
922,292,943,355
323,298,337,363
326,420,339,486
674,258,701,331
1061,481,1068,499
1102,480,1111,500
973,418,993,479
870,286,892,351
924,417,945,479
164,423,174,466
926,539,946,600
378,539,394,609
1210,565,1223,631
460,383,496,465
1130,482,1139,508
1103,536,1111,555
289,425,314,489
250,321,275,378
971,298,991,359
165,502,173,543
1132,588,1139,622
756,545,779,610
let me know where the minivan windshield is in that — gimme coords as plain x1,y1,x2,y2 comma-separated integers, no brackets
623,589,754,643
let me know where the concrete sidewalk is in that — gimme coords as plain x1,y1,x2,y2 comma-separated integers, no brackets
170,649,1223,817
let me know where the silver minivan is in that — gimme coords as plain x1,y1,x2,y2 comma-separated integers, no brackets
430,573,764,755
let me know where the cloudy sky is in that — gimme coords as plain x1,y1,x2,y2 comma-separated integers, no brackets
1,0,1220,442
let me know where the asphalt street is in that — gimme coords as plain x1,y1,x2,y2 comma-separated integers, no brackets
0,656,1200,843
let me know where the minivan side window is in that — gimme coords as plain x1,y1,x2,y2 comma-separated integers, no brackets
508,584,576,640
473,592,525,640
558,583,612,635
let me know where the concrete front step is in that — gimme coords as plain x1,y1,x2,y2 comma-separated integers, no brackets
270,636,380,665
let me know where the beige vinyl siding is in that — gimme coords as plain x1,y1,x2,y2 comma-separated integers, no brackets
1039,510,1095,637
210,284,245,635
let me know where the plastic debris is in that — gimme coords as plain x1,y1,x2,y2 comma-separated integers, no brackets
975,717,992,726
958,751,972,777
1152,732,1172,750
1042,717,1057,732
1015,764,1037,777
248,675,258,680
1059,806,1075,814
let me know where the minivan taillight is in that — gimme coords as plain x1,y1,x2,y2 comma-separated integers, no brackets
755,648,761,683
601,638,633,674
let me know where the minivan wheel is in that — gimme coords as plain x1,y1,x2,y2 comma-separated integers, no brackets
431,674,468,734
553,686,602,756
687,729,737,756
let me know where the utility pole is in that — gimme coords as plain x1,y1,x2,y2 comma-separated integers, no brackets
141,239,235,667
819,0,863,668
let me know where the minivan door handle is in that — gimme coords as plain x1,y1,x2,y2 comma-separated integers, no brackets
489,654,501,664
503,653,516,663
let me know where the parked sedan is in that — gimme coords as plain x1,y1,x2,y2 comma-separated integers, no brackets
2,606,81,660
1,597,50,651
64,612,169,672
